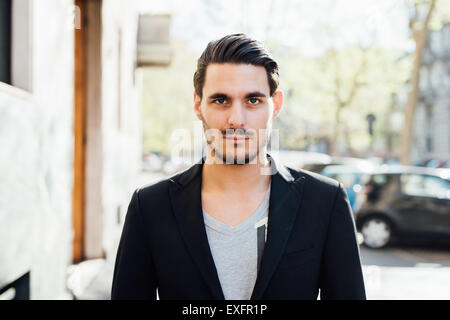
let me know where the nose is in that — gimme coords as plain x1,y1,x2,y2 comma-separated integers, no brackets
227,101,246,129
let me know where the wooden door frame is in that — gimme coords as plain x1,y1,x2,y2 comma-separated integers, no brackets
73,0,87,263
73,0,104,263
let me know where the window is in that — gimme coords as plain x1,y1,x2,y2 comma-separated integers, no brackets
426,135,433,153
366,174,396,202
372,174,389,186
430,31,442,56
0,0,32,91
0,0,12,84
430,63,442,88
401,174,450,199
445,25,450,53
419,66,428,92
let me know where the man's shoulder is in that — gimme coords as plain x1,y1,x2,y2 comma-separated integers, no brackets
284,165,341,192
283,165,344,215
136,177,170,196
135,174,177,198
135,164,198,199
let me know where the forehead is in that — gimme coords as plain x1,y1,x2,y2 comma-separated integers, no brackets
203,63,270,96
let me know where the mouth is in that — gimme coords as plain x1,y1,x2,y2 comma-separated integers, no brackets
224,136,250,144
224,135,250,140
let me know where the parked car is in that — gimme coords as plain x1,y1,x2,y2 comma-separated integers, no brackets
420,159,450,169
304,155,378,174
277,150,331,173
276,150,379,174
354,166,450,249
440,160,450,169
425,159,442,168
320,165,374,211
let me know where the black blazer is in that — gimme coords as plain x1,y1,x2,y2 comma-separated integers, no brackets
111,154,366,300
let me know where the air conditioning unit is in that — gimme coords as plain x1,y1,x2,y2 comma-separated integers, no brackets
137,14,173,67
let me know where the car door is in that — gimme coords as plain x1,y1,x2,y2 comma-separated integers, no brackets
396,174,450,237
421,175,450,235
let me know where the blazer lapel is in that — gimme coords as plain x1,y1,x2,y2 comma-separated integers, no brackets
250,154,306,300
168,158,225,300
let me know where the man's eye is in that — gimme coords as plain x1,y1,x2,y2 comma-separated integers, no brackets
248,98,260,104
214,98,226,104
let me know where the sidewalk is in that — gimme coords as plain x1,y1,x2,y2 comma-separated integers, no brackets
67,258,113,300
363,265,450,299
72,260,450,300
67,171,167,300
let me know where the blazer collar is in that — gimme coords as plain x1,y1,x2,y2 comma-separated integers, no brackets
168,153,306,300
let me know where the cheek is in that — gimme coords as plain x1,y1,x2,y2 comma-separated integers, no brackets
201,107,221,125
204,112,226,127
250,109,271,129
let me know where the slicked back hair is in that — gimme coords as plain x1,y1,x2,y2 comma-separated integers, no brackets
193,33,279,98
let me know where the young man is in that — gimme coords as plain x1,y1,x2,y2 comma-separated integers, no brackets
111,34,366,300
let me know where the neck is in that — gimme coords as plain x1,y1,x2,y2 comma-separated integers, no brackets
201,147,272,195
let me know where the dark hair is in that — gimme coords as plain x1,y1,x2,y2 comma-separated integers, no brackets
193,33,279,98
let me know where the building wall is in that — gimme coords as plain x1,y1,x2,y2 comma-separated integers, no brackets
100,0,142,262
0,0,144,299
413,24,450,163
0,0,75,299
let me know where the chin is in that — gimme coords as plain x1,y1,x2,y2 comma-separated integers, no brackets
220,150,260,165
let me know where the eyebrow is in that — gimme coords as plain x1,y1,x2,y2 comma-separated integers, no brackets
245,92,266,99
207,92,267,100
207,93,228,100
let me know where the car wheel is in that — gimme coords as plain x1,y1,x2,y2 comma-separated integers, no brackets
360,216,392,249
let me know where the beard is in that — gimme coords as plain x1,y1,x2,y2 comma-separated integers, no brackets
210,141,259,165
199,110,269,165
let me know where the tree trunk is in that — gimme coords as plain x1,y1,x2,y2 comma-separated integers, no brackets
330,105,342,156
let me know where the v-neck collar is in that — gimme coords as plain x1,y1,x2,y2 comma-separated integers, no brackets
202,185,271,235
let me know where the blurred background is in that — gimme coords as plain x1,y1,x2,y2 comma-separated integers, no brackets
0,0,449,300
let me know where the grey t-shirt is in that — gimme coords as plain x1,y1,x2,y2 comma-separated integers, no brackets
202,186,270,300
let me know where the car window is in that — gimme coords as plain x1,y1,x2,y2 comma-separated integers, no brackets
424,176,450,199
369,174,393,188
366,174,395,201
400,174,450,199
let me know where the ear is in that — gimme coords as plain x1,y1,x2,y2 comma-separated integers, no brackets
271,90,283,120
193,92,202,121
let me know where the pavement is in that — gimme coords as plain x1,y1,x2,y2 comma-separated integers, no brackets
68,258,114,300
69,251,450,300
67,171,167,300
362,265,450,299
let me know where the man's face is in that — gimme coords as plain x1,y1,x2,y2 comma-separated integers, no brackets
194,63,283,165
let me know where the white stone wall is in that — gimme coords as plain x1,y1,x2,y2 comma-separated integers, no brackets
100,0,142,262
0,0,145,299
0,0,74,299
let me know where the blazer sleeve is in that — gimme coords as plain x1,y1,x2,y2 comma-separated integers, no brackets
319,183,366,300
111,189,158,300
